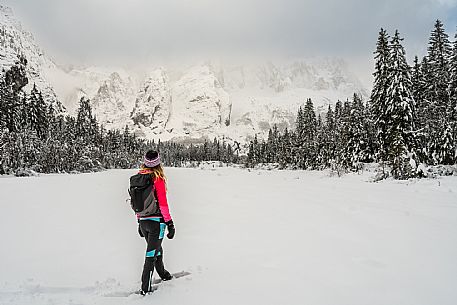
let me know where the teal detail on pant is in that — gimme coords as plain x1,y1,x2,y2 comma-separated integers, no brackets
157,251,161,256
159,223,166,239
140,217,161,222
146,249,156,257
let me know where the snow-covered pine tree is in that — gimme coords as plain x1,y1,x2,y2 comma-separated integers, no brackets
226,143,233,164
27,84,49,139
315,113,325,169
322,105,336,168
265,125,280,164
339,99,352,169
76,98,94,140
334,100,343,124
0,72,10,132
330,100,346,172
212,137,221,161
272,124,279,163
74,98,98,171
278,127,292,168
42,106,65,173
411,57,424,129
426,20,453,164
302,98,318,169
202,140,209,161
266,128,274,163
293,106,305,168
370,28,390,162
246,140,254,167
417,56,435,161
449,29,457,161
427,20,452,104
246,134,260,167
409,56,430,163
385,30,419,178
438,124,455,165
123,125,133,152
347,93,369,171
1,57,28,133
363,100,376,163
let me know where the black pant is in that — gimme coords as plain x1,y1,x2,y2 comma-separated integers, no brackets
139,220,169,292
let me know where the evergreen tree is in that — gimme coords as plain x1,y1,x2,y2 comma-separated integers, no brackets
449,29,457,160
1,57,28,133
246,135,260,167
270,124,280,163
315,113,325,169
417,56,434,161
411,56,425,129
76,97,96,140
370,28,390,161
322,105,336,168
347,94,370,170
302,98,318,169
450,30,457,115
425,20,453,164
293,106,305,167
27,84,48,138
278,128,292,168
427,20,452,106
266,128,275,163
338,99,352,169
385,30,419,178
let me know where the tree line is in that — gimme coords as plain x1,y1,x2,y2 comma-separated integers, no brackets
247,20,457,179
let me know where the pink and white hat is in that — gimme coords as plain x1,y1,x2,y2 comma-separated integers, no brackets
144,150,160,168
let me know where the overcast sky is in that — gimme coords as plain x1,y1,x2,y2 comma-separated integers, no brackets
4,0,457,85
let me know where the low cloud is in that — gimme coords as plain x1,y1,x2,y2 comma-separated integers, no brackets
4,0,457,84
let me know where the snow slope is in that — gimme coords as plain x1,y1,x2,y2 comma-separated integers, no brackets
1,168,457,305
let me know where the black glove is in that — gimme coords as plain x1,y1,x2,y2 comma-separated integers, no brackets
166,220,175,239
138,225,144,237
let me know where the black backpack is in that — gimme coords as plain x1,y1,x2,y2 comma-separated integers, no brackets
129,174,160,217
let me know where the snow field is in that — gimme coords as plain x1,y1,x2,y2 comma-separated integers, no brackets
0,168,457,305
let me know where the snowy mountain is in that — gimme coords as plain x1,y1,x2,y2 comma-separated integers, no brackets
0,5,63,112
0,5,367,144
56,59,366,144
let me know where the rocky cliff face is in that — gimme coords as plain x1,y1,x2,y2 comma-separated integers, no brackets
91,72,136,129
0,5,64,112
129,65,232,141
131,68,172,136
169,65,231,134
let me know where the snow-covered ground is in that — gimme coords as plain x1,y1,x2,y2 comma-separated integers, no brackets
1,168,457,305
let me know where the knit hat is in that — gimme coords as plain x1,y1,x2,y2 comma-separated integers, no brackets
144,150,160,168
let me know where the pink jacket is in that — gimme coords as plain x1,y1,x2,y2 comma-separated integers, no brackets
136,169,172,222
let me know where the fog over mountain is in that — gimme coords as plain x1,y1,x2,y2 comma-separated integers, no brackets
4,0,457,87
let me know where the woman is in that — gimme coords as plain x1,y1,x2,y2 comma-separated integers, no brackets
136,150,175,295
